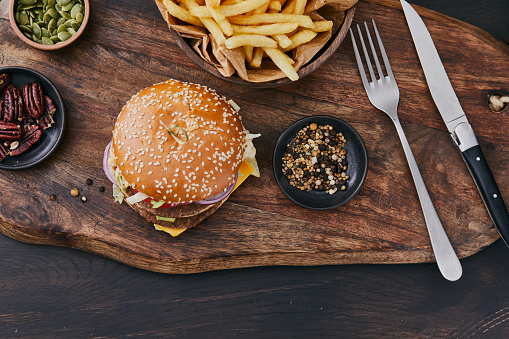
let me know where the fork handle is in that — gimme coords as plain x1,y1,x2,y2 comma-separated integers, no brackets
392,116,462,281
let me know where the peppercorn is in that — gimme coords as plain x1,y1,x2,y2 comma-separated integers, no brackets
49,194,56,201
98,186,105,192
86,178,93,185
70,188,79,197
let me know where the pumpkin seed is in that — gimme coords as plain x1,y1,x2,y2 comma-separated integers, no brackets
75,12,83,23
51,28,58,36
33,36,42,44
41,27,50,37
67,27,76,35
57,0,71,6
50,35,60,43
41,36,54,45
18,11,29,25
57,17,66,26
61,2,74,11
43,12,52,22
57,24,67,33
70,20,80,30
18,24,32,34
31,22,42,38
70,3,82,19
23,32,32,39
54,4,61,11
59,11,71,20
64,19,74,27
46,7,59,18
48,0,56,5
19,0,37,5
57,31,71,41
20,5,37,10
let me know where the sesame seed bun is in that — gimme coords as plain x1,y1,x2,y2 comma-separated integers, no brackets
111,79,247,203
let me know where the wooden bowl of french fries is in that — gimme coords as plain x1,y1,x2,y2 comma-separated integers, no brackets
155,0,356,86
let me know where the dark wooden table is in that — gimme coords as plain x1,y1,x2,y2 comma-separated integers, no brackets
1,0,508,337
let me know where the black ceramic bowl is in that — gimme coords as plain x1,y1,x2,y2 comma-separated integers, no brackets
0,66,65,170
273,116,367,210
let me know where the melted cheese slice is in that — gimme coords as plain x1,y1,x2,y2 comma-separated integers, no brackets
154,159,255,237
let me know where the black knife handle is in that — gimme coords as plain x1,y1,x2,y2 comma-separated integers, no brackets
463,145,509,245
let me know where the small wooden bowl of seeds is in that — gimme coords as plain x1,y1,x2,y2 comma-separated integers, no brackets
9,0,90,51
273,116,368,210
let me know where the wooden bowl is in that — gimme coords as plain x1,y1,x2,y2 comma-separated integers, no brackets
9,0,90,51
170,5,356,88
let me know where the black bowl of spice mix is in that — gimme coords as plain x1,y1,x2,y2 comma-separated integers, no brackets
273,116,368,210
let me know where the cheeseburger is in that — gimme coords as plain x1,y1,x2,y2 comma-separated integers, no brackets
103,79,259,236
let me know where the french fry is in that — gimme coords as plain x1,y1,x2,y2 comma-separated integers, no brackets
282,52,295,65
203,17,228,44
267,0,287,13
206,0,220,8
268,0,282,11
181,0,227,44
249,47,264,68
228,13,314,28
163,0,205,27
225,34,278,49
293,0,307,14
206,4,234,36
244,45,254,63
232,22,298,35
280,0,297,13
272,34,292,48
283,29,316,51
262,47,299,81
221,0,243,5
253,0,270,13
190,0,271,18
310,20,333,32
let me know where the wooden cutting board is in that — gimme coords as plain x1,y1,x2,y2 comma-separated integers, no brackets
0,0,507,273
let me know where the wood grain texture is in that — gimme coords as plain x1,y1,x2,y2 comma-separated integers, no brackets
0,0,508,274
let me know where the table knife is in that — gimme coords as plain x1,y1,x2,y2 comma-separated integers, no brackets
401,0,509,246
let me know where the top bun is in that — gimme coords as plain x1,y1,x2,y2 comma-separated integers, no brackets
112,79,247,203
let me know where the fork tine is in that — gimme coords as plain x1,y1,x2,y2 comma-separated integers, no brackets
371,19,395,80
349,28,370,88
356,24,377,84
363,21,384,82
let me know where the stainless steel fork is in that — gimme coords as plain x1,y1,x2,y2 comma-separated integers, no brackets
350,20,462,281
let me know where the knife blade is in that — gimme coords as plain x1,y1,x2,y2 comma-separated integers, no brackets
400,0,509,246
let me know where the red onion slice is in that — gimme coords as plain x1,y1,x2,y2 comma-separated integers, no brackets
195,173,238,205
103,141,117,185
